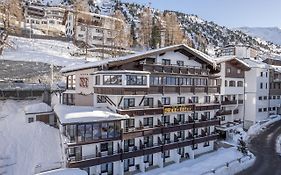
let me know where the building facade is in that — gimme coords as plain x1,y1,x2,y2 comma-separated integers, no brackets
56,45,222,175
64,10,128,50
24,5,66,36
214,57,250,138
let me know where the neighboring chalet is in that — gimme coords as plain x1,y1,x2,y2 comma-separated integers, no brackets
214,56,250,138
55,44,222,175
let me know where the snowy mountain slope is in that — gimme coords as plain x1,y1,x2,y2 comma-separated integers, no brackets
1,36,87,67
235,27,281,46
0,100,63,175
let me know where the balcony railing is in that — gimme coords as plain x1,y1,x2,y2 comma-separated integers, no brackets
117,107,163,117
141,63,210,76
67,134,219,168
216,109,239,116
221,100,243,105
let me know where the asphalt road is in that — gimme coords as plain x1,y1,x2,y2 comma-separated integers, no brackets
236,120,281,175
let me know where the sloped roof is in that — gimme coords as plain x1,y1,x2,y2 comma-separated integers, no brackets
61,44,217,73
215,56,251,71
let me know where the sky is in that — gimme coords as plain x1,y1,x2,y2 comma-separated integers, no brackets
122,0,281,28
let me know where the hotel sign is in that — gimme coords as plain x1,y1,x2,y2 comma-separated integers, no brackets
163,105,193,114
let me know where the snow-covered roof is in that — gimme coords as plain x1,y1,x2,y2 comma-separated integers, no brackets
24,103,53,114
54,104,129,124
93,70,151,75
61,44,216,73
241,58,269,69
215,56,251,70
36,168,87,175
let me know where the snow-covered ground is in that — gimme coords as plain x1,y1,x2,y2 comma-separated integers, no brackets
247,115,281,139
0,100,63,175
0,36,88,67
143,147,255,175
276,135,281,155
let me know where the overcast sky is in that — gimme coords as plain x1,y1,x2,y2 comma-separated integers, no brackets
122,0,281,28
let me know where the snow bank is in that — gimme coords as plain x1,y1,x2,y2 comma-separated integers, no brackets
36,168,87,175
24,103,53,114
276,135,281,154
247,115,281,139
0,100,62,175
143,147,255,175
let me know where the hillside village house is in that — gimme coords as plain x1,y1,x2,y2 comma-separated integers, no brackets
24,5,66,36
214,57,250,138
64,10,128,50
55,44,222,175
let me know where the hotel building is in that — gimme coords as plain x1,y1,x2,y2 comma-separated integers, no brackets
55,44,222,175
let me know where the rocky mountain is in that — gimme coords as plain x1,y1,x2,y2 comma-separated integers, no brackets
234,27,281,46
26,0,281,56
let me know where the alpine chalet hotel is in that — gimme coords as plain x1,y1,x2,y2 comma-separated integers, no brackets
55,44,222,175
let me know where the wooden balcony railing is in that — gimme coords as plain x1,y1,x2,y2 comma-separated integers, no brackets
67,134,218,168
216,109,239,116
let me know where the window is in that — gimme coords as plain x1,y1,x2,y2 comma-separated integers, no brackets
97,95,107,103
177,97,185,104
237,81,243,87
221,116,225,121
258,96,262,100
28,117,34,123
101,163,113,175
227,68,231,73
144,136,153,147
144,97,154,107
273,107,276,110
126,75,147,85
260,72,263,77
191,96,199,103
205,96,211,103
176,114,185,124
124,139,135,152
237,69,241,74
85,124,93,141
273,96,276,100
95,75,100,85
125,119,134,129
264,96,267,100
162,115,170,125
150,76,161,85
143,117,153,127
266,72,268,77
162,59,171,65
225,80,228,87
103,75,122,85
192,143,198,150
162,97,170,105
124,98,135,108
263,108,267,112
266,83,268,89
229,81,236,87
177,60,184,66
260,83,263,89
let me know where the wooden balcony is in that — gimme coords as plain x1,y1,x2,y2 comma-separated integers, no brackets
142,64,209,76
194,119,220,128
195,103,221,111
67,134,218,168
150,85,220,94
193,134,219,144
117,107,163,117
216,109,239,116
221,100,243,105
94,87,148,95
